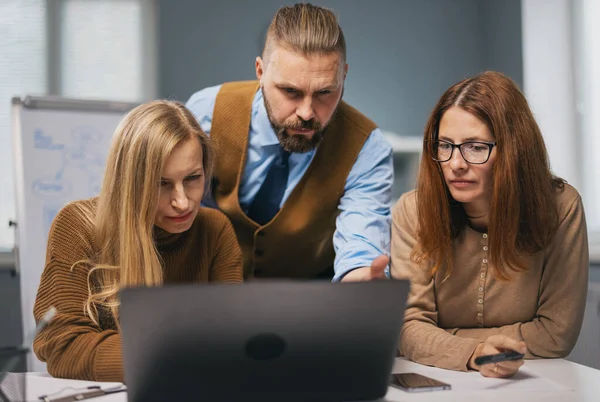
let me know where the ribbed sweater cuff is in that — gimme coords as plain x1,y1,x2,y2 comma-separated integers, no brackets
93,334,125,382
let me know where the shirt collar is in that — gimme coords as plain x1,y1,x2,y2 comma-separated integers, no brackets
252,88,281,147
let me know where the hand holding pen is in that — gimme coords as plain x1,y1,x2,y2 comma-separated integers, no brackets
468,335,528,378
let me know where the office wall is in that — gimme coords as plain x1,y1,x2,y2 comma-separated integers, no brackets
522,0,580,189
480,0,523,84
157,0,523,137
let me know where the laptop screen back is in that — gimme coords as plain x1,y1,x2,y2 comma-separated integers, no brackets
120,280,409,402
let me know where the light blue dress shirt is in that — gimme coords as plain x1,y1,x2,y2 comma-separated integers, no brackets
186,85,394,281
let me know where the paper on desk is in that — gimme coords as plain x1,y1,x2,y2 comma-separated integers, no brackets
21,373,126,401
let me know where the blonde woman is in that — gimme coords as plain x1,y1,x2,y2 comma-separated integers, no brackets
32,100,243,382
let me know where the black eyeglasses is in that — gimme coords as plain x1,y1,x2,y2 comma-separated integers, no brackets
432,139,496,164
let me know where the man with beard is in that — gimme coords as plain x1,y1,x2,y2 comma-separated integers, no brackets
186,3,393,282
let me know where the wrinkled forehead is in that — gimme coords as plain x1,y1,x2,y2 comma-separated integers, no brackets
265,46,345,89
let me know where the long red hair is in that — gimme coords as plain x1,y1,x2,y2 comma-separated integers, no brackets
413,71,564,280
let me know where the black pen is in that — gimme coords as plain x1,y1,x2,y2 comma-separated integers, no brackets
474,351,525,366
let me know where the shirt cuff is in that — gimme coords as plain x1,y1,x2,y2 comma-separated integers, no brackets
332,264,391,282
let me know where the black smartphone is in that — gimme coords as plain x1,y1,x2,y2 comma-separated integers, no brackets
474,351,525,366
390,372,451,392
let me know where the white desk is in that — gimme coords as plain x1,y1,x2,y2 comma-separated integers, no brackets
387,357,600,401
17,358,600,401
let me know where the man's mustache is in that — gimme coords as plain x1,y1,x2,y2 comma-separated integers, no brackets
284,119,322,131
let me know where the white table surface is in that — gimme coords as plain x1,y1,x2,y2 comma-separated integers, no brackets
386,357,600,401
18,357,600,402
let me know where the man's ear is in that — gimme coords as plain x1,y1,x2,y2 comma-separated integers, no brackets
256,56,265,82
343,63,348,81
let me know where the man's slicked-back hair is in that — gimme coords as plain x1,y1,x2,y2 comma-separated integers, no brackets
262,3,346,64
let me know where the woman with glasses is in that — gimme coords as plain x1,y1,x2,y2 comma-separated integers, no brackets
391,71,589,378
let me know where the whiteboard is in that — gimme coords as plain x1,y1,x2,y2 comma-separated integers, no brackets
11,96,136,372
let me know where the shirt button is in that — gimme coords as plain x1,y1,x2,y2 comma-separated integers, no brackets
483,259,488,264
483,233,488,239
477,312,483,317
478,299,483,304
483,246,488,251
478,287,484,292
480,273,485,278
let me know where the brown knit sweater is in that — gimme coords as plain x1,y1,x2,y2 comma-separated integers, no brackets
33,198,243,382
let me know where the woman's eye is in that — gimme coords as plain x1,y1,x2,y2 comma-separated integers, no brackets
185,174,202,182
466,144,485,152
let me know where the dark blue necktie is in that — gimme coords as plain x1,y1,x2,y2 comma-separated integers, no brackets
248,146,291,225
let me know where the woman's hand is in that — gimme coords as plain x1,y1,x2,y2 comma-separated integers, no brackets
468,335,527,378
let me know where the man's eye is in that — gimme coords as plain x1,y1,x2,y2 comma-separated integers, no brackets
284,88,297,94
316,90,331,95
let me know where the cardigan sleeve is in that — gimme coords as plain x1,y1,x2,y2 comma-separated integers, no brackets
390,192,481,371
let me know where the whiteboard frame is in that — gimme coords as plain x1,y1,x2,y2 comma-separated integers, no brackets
11,95,136,113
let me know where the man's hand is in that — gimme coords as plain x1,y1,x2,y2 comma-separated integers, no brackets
468,335,527,378
341,255,390,282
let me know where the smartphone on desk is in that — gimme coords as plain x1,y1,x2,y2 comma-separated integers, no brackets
390,372,451,392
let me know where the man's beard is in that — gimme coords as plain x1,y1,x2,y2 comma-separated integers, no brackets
262,88,330,153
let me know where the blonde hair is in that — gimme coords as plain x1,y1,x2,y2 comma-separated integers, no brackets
262,2,346,63
74,100,213,326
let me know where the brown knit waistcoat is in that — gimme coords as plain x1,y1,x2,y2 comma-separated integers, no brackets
211,81,376,279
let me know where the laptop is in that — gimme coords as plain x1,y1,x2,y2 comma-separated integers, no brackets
119,279,409,402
